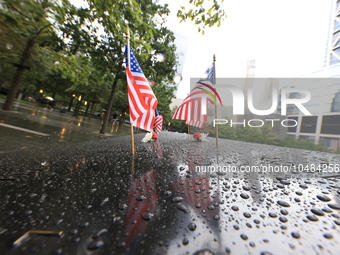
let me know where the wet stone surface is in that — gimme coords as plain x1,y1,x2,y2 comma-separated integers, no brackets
0,132,340,254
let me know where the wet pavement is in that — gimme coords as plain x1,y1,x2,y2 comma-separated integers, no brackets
0,99,131,154
1,120,340,254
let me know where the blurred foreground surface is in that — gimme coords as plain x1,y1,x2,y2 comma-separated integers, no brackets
1,131,340,255
0,99,130,154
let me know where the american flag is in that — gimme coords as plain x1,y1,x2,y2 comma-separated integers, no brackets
126,46,158,132
204,62,215,85
171,82,222,128
124,169,158,249
153,109,163,134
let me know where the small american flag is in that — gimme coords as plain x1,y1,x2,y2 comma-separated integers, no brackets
153,109,163,134
126,46,158,132
205,62,215,84
171,82,222,128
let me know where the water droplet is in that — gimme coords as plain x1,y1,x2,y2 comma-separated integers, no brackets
260,252,274,255
163,190,172,197
142,212,154,221
233,225,240,230
291,232,300,239
177,203,190,213
188,223,197,231
240,193,249,199
277,200,290,207
306,215,319,221
243,186,251,191
93,229,108,239
136,195,147,201
269,212,277,218
279,216,288,222
231,206,239,211
322,207,332,213
311,208,324,216
118,203,127,210
207,205,215,210
327,203,340,210
213,215,220,220
280,209,288,215
53,248,63,254
193,249,214,255
79,222,89,228
172,197,184,203
243,212,251,218
240,234,248,240
254,219,260,224
182,237,189,245
69,229,78,235
100,197,109,206
330,213,339,219
316,194,331,202
24,210,32,215
299,184,308,189
333,219,340,226
280,180,290,185
87,240,104,250
323,233,333,239
117,242,126,248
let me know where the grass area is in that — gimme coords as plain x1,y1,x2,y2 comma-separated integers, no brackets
0,94,35,106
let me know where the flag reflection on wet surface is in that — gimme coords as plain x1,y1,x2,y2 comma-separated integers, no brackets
0,132,340,254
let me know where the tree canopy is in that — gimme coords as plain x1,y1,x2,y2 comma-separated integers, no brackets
1,0,227,134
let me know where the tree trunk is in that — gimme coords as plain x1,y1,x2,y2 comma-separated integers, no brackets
99,77,119,134
88,93,97,119
88,102,95,119
0,80,3,93
84,103,90,116
2,39,35,111
74,95,82,116
68,96,74,111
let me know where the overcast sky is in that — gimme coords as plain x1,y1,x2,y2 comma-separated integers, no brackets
161,0,334,98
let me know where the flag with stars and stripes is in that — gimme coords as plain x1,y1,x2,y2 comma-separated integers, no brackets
200,62,215,85
171,82,222,128
153,109,163,134
125,46,158,132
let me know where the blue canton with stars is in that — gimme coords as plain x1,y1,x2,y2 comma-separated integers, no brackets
126,46,144,75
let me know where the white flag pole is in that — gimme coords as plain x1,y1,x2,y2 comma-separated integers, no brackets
213,54,218,148
126,28,135,155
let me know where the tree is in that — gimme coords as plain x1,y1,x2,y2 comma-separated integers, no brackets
0,0,74,110
177,0,226,34
56,53,112,114
60,0,179,133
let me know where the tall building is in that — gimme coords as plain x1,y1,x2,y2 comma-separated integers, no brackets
331,89,340,111
243,60,256,109
172,33,190,97
283,0,340,151
325,0,340,66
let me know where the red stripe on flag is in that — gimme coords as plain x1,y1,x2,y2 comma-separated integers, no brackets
125,47,158,132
